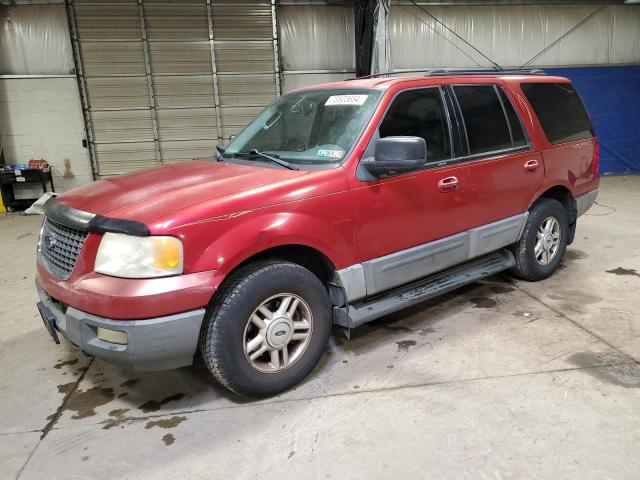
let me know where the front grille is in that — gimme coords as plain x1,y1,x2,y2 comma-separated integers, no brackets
39,218,89,280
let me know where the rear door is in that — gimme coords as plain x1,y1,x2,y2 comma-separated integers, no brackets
520,82,598,195
450,84,544,229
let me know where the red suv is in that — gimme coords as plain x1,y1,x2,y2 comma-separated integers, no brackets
35,70,599,397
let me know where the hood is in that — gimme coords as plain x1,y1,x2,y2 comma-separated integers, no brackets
56,160,309,223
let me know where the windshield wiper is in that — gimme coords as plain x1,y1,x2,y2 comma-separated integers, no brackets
215,145,225,162
244,149,298,170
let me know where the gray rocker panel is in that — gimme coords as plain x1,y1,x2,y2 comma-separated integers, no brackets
334,249,516,329
337,212,528,302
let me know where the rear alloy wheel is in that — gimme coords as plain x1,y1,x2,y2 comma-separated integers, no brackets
200,261,331,398
511,197,568,281
534,216,562,266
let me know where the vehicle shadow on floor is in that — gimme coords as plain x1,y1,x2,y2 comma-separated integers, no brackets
36,274,524,432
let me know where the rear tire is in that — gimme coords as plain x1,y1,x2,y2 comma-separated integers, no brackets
200,261,331,398
511,198,568,281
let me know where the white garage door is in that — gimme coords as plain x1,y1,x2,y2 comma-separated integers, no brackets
279,5,355,93
68,0,280,177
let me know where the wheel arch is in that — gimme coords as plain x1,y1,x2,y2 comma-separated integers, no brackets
229,243,337,285
533,185,577,244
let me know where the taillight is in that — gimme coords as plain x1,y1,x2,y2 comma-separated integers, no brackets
592,140,600,174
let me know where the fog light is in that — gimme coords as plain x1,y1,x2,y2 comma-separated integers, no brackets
97,327,128,345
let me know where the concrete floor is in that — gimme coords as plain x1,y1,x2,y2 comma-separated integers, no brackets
1,175,639,480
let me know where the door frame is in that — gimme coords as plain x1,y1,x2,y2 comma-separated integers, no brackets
355,85,456,182
444,82,535,164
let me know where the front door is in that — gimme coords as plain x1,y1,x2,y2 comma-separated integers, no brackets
349,87,469,295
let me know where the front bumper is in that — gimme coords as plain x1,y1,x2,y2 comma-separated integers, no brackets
36,282,205,371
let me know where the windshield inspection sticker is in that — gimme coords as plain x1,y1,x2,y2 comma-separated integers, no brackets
325,95,368,106
317,149,344,158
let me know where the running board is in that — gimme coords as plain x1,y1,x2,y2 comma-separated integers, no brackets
334,249,515,329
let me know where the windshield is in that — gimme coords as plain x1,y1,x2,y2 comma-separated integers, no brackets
222,88,382,166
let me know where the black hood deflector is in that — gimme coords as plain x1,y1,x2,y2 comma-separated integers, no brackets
43,198,150,236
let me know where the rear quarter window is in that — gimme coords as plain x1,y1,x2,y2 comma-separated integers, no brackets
521,83,593,144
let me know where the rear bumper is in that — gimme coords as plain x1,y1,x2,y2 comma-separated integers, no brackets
36,281,205,371
576,189,598,217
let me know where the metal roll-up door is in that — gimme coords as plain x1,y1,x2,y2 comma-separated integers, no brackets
212,1,279,140
68,0,280,178
71,1,155,177
146,0,218,166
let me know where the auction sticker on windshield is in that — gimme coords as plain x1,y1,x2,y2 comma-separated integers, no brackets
317,149,344,158
325,95,368,106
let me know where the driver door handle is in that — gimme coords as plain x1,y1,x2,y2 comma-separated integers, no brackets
438,176,459,192
524,159,540,172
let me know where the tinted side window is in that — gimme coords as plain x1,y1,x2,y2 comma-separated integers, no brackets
453,85,513,155
497,87,527,147
379,89,451,163
521,83,593,144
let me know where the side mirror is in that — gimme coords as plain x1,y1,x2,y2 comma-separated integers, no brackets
363,136,427,177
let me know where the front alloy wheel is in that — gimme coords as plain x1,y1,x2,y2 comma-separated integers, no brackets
200,261,331,398
243,294,313,373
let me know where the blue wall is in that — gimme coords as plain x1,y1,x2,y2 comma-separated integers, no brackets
544,65,640,174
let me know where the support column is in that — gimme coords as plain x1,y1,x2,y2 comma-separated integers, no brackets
206,0,224,145
137,0,162,165
65,0,99,180
271,0,283,97
354,0,376,78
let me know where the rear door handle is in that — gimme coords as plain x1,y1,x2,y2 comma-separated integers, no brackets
438,176,459,192
524,159,539,172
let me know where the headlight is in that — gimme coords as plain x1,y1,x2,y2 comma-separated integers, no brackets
95,233,183,278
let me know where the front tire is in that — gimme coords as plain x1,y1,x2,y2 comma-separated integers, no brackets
200,261,331,398
511,198,568,281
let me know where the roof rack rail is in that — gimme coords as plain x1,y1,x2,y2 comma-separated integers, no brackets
348,68,546,81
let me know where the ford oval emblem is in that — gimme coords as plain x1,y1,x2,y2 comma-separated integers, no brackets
275,330,287,337
44,234,57,250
